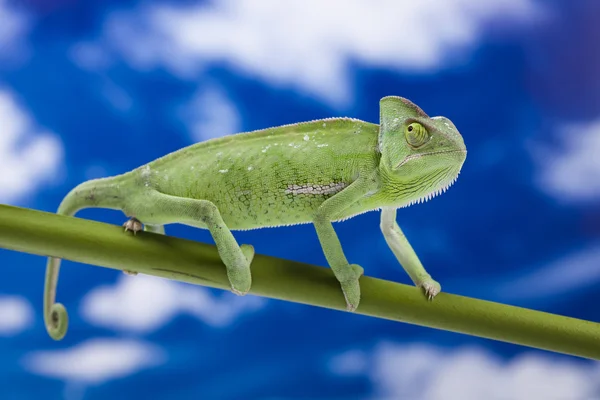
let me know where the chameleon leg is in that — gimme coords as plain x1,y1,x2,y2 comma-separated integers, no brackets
132,191,254,295
380,207,440,300
313,179,372,311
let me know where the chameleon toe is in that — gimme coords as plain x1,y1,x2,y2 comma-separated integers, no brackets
240,244,255,264
419,279,441,301
123,217,143,234
340,266,363,311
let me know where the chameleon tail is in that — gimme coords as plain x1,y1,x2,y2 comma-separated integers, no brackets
44,176,125,340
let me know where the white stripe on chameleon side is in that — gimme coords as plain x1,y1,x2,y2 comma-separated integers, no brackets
284,182,348,196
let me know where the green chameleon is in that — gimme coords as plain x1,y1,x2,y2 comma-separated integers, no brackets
43,96,467,340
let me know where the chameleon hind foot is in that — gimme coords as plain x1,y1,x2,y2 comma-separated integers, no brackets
123,217,143,234
419,278,441,301
229,244,255,296
339,264,364,312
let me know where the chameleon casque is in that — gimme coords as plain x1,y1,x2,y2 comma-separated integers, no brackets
43,96,467,340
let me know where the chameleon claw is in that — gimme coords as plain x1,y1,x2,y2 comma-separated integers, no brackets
123,217,143,235
344,292,358,312
419,279,441,301
342,286,359,312
230,280,251,296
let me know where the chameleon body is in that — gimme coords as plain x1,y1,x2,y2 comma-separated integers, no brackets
43,96,467,340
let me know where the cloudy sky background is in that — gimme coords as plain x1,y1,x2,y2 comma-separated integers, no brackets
0,0,599,399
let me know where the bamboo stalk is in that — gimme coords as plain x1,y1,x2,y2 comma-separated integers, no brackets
0,204,598,359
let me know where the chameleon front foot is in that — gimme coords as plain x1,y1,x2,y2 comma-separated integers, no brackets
123,217,143,234
419,278,441,301
228,244,255,296
339,264,364,312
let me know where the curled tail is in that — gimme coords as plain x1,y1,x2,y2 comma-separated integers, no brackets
44,176,126,340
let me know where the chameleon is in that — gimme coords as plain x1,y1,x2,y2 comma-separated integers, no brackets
43,96,467,340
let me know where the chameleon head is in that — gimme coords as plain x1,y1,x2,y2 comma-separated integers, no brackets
378,96,467,206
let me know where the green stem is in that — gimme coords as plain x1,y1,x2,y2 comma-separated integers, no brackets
0,204,599,359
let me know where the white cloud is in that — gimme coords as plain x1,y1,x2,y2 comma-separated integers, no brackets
0,296,33,336
82,0,544,106
0,89,63,204
0,0,30,63
80,274,265,333
22,338,165,384
330,342,600,400
534,120,600,202
495,244,600,301
177,85,241,142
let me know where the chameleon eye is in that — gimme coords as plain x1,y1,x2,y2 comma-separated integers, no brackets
405,122,429,148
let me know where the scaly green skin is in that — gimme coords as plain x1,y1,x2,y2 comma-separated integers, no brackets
43,96,467,340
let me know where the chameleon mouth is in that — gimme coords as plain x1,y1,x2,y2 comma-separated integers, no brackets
395,149,467,169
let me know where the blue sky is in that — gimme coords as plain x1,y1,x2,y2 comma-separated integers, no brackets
1,0,599,399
